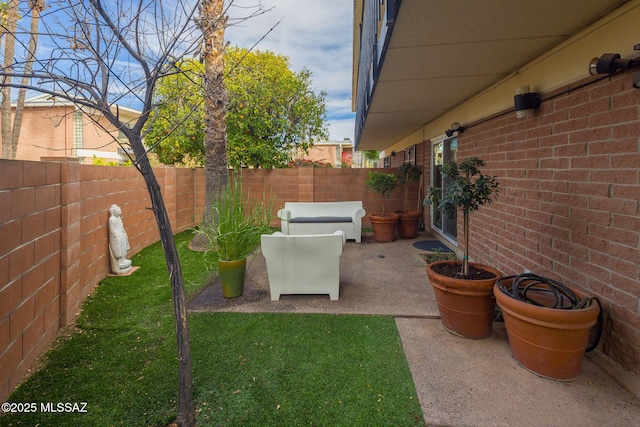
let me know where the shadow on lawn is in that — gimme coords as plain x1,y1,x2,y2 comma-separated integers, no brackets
188,272,270,311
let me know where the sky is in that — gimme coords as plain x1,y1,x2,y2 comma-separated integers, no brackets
225,0,356,143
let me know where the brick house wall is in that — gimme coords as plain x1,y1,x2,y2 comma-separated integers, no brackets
13,103,136,163
14,106,74,161
448,72,640,374
386,143,429,222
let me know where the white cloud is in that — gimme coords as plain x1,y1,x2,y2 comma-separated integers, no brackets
226,0,355,142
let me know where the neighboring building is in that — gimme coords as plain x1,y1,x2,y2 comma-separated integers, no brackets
296,138,354,167
10,94,141,163
354,0,640,385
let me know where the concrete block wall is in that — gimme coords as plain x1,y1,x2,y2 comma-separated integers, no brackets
453,72,640,374
1,160,64,403
2,161,420,402
240,167,418,227
0,161,203,402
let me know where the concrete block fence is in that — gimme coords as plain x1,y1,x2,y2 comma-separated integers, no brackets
241,167,419,227
0,161,209,402
0,160,416,401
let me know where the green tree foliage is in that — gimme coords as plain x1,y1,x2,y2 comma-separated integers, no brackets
146,47,329,168
225,47,328,168
145,59,205,166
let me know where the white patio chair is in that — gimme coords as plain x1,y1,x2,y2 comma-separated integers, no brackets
260,231,345,301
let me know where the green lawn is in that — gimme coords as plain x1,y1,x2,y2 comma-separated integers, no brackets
1,231,424,426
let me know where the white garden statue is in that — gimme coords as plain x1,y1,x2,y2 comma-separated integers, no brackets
108,204,132,275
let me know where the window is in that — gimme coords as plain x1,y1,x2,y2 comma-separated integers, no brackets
431,137,458,241
73,110,84,149
404,145,416,164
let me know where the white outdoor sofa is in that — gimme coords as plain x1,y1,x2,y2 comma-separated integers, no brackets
260,231,345,301
276,201,366,243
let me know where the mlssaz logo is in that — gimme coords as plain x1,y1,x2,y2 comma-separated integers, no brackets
40,402,88,413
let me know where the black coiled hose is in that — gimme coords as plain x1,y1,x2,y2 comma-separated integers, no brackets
496,273,603,352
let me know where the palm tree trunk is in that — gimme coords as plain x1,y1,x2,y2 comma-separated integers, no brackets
1,0,18,158
199,0,228,227
9,0,45,159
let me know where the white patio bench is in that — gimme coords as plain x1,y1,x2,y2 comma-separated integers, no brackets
260,231,345,301
276,201,366,243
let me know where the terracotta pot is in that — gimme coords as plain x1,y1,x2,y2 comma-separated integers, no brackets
218,258,247,298
369,213,399,243
426,260,502,339
397,211,421,239
494,279,600,381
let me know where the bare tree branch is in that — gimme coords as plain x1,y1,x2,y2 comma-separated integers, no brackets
0,1,273,425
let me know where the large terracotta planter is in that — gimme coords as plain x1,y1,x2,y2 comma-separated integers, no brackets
218,258,247,298
494,278,600,381
369,213,399,243
426,260,502,339
397,211,421,239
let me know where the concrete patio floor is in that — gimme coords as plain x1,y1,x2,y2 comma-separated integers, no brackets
188,231,640,427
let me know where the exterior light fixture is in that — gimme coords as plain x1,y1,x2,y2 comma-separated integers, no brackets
589,53,633,75
445,122,464,137
589,44,640,89
514,86,540,119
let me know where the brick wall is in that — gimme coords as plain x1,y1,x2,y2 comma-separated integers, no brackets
14,106,74,161
14,106,131,163
452,72,640,374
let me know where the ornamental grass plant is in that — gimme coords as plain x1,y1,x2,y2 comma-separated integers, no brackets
195,174,273,262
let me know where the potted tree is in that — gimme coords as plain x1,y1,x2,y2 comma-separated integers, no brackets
365,171,400,242
196,174,273,298
396,162,423,239
424,157,501,338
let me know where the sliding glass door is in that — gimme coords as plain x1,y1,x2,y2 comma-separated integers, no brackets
431,137,458,241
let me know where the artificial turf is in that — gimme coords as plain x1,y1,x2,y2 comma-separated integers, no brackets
1,231,424,426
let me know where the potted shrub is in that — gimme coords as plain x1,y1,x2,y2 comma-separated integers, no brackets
396,162,423,239
196,175,273,298
424,157,501,338
365,171,400,242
